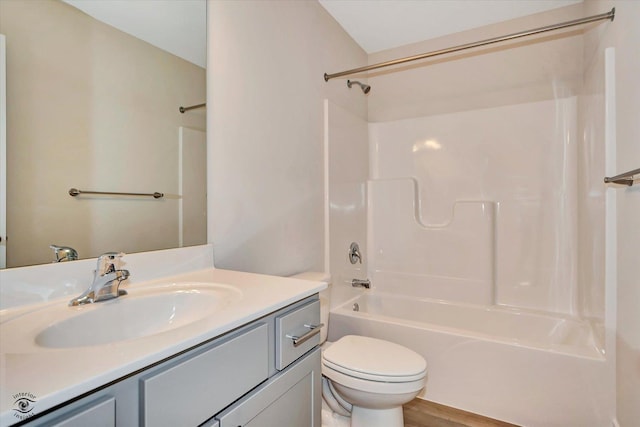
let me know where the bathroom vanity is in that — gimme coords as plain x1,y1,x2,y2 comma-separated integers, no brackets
0,266,325,427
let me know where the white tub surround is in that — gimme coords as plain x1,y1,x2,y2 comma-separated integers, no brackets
0,251,326,425
329,292,609,427
368,97,580,315
351,88,616,425
335,293,601,359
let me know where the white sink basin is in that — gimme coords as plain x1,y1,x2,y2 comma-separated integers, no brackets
2,282,243,349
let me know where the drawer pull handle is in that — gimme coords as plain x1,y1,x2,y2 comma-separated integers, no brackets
286,323,324,347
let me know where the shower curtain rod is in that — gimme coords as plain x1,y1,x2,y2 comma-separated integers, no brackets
324,8,615,81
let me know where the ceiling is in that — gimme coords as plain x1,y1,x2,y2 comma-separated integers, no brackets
63,0,206,68
318,0,583,53
61,0,583,66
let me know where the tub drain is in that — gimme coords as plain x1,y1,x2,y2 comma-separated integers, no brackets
352,303,359,312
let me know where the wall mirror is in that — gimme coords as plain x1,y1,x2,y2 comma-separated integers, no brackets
0,0,207,269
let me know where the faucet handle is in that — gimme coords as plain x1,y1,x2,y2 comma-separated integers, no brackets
348,242,362,264
96,252,125,275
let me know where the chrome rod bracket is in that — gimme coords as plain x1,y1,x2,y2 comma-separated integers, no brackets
604,167,640,187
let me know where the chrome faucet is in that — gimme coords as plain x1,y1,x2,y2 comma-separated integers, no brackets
50,244,78,263
69,252,130,306
352,278,371,289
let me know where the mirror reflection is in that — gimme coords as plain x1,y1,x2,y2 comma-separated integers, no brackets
0,0,207,269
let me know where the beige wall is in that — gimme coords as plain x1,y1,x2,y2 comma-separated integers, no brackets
0,0,206,267
208,0,367,276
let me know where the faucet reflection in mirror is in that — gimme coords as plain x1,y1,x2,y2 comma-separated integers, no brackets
50,244,78,263
69,252,130,306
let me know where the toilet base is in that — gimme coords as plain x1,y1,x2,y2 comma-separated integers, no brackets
351,406,403,427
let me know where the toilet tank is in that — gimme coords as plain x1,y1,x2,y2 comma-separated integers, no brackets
289,272,330,344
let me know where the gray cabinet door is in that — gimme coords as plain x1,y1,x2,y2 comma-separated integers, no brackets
217,348,321,427
245,372,312,427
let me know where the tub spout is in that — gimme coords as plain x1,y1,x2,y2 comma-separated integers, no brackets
352,279,371,289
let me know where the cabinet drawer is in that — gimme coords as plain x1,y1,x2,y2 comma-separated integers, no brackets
275,299,321,370
140,323,269,427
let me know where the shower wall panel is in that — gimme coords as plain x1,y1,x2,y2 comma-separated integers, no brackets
325,100,369,309
577,28,607,323
368,178,495,305
369,97,578,315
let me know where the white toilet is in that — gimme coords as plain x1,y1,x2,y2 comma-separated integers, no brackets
291,272,427,427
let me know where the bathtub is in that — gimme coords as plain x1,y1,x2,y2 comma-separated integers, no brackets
328,292,613,427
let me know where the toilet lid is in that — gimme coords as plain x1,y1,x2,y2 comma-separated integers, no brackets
322,335,427,382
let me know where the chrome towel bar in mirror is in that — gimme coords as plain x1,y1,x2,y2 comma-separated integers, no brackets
69,188,164,199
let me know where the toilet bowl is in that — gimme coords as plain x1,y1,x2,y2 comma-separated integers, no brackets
290,272,427,427
323,335,426,427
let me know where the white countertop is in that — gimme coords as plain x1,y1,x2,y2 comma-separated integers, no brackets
0,268,326,426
